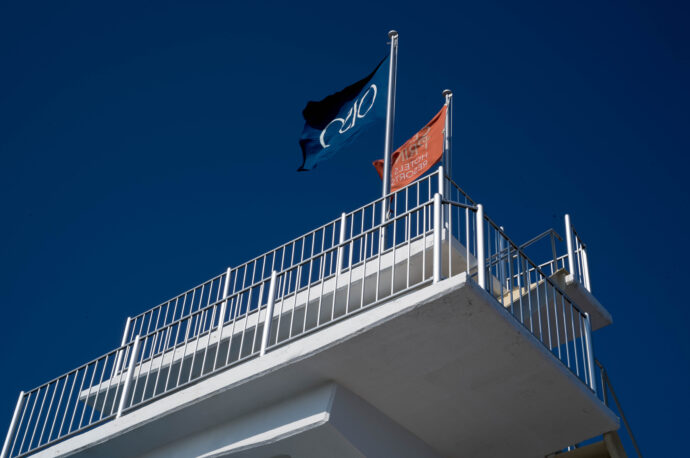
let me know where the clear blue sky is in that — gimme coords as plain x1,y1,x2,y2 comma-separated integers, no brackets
1,1,687,454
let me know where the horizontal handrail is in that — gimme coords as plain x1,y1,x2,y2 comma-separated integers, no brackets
445,176,476,205
443,200,478,211
519,228,563,250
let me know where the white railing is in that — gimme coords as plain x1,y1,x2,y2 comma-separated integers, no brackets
2,168,598,458
510,216,591,293
476,211,596,391
122,170,443,346
593,360,642,457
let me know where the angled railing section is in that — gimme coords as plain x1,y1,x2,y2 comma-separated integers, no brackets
557,360,642,457
595,360,642,457
518,217,592,294
2,168,601,458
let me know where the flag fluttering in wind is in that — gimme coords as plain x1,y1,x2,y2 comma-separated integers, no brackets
373,106,446,192
298,56,389,171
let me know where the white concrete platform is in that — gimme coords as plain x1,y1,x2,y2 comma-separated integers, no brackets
42,273,618,458
553,270,613,331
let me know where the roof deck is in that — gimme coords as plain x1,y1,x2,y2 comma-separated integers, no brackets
2,169,616,458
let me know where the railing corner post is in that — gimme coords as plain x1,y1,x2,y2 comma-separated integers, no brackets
564,214,577,282
260,271,278,357
117,335,141,419
433,193,442,283
437,165,444,198
1,391,26,458
476,204,486,289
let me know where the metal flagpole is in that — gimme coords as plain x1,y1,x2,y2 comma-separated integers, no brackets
381,30,398,215
380,30,398,250
442,89,453,190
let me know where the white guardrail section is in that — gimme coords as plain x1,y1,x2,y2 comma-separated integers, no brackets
511,217,591,294
1,168,596,458
121,169,449,346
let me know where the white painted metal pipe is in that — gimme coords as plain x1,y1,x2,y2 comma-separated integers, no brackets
260,271,278,356
476,204,486,289
120,317,131,346
212,267,233,372
117,335,141,419
113,317,131,374
437,165,444,198
337,212,347,273
433,193,442,283
218,267,232,329
581,248,592,292
584,313,596,393
550,231,558,275
564,214,577,282
443,90,452,174
1,391,25,458
499,226,506,288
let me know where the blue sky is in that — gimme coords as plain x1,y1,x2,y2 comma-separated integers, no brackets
1,1,687,454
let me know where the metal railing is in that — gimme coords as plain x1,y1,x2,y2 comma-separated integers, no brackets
520,229,563,276
512,216,591,293
595,360,643,457
122,170,443,347
0,170,443,458
0,343,136,458
475,212,596,389
2,167,600,458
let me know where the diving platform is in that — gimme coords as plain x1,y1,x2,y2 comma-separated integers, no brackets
2,170,621,458
35,273,617,458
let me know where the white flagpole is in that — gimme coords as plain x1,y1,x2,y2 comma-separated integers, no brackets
443,89,453,188
382,30,399,211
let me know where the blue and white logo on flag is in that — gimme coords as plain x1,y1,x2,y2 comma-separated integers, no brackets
298,56,388,171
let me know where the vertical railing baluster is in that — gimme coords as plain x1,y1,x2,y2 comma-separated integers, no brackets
260,271,278,356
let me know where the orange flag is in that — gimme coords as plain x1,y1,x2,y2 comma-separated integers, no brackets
373,106,446,192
